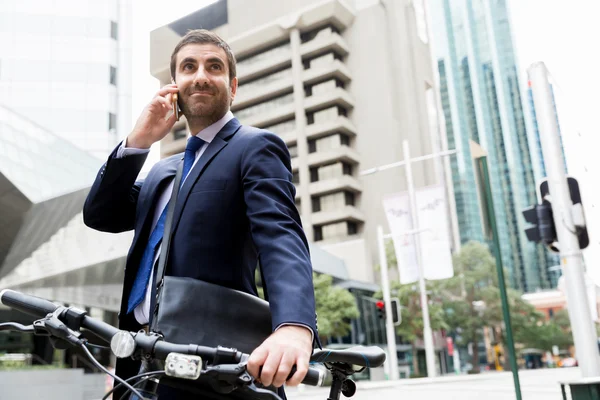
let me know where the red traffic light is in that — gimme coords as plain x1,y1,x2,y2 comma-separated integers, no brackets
376,301,385,309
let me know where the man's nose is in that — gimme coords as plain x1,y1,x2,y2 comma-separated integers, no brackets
193,67,209,86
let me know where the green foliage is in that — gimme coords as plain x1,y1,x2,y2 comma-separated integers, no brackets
439,241,574,364
313,273,360,339
385,282,448,343
255,271,359,340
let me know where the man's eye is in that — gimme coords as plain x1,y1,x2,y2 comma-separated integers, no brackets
184,64,194,70
211,64,222,70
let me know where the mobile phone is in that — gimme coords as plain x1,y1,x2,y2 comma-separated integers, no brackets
172,92,180,121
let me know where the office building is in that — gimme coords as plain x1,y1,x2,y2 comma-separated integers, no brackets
150,0,451,285
0,0,132,159
429,0,558,291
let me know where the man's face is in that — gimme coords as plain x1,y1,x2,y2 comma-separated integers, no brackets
174,43,237,121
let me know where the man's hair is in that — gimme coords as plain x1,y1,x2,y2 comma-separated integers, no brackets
170,29,236,82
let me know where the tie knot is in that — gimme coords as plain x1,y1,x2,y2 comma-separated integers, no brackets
186,136,205,154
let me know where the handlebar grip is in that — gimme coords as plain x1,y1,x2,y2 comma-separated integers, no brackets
283,366,323,386
0,289,60,318
302,367,325,386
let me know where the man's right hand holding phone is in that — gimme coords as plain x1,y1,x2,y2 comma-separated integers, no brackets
126,84,180,149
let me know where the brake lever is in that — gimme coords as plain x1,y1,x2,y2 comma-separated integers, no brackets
0,322,34,333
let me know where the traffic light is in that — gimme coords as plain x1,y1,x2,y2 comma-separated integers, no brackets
375,298,401,325
376,301,385,319
540,177,589,250
522,202,557,245
522,177,589,252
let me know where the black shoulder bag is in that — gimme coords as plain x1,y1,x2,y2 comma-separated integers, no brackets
149,162,273,354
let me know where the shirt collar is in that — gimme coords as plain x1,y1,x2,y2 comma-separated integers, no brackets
190,110,234,143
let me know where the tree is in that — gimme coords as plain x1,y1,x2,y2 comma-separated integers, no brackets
313,273,360,343
441,241,574,371
377,239,447,376
256,272,359,343
440,241,497,373
387,281,447,376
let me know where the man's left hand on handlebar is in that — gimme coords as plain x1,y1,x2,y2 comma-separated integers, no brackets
246,325,313,388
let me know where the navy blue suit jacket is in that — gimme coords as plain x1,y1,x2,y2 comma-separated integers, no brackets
83,118,319,396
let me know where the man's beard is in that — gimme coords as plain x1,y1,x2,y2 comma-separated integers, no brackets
181,84,230,123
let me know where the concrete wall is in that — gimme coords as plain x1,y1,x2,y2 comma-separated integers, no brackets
0,369,105,400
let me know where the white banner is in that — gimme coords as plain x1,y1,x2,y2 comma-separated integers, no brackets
383,184,454,284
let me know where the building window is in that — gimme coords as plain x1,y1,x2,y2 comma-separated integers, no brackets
237,41,291,69
343,163,353,176
310,162,355,182
307,79,344,97
347,221,358,235
322,221,349,241
345,191,355,206
265,118,296,134
312,134,350,152
110,66,117,85
318,192,349,212
236,92,294,120
108,112,117,131
110,21,118,40
288,144,298,158
312,197,321,212
238,67,293,95
303,51,343,70
310,167,319,182
292,171,300,184
300,25,340,44
173,127,187,140
314,226,323,241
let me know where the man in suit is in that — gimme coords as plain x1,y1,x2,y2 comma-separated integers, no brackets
83,29,318,399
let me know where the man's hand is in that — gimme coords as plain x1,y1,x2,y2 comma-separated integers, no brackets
246,325,313,388
126,84,180,149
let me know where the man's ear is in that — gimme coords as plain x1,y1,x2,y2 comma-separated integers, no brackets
230,77,238,103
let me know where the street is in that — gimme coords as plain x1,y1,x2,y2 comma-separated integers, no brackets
287,368,580,400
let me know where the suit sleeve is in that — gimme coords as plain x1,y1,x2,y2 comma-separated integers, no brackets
83,143,148,233
241,131,320,346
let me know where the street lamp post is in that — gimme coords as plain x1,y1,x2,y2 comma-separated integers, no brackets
362,140,457,378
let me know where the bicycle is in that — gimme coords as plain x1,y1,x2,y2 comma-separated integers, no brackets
0,289,386,400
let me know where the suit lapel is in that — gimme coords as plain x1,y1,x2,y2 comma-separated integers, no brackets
134,157,180,241
170,118,242,234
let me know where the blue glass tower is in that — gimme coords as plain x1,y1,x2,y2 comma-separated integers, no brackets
430,0,559,291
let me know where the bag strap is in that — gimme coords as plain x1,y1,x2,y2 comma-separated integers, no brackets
150,161,184,330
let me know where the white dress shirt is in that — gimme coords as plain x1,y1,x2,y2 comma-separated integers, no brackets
117,111,233,325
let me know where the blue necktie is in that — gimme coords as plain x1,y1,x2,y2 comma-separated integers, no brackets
127,136,206,314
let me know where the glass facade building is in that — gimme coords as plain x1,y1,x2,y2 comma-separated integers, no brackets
430,0,558,291
0,0,132,160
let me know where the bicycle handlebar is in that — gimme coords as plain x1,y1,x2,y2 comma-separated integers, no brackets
0,288,60,318
0,289,324,387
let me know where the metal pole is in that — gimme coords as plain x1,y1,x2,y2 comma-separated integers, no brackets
480,156,522,400
377,225,400,380
403,140,437,378
529,62,600,377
